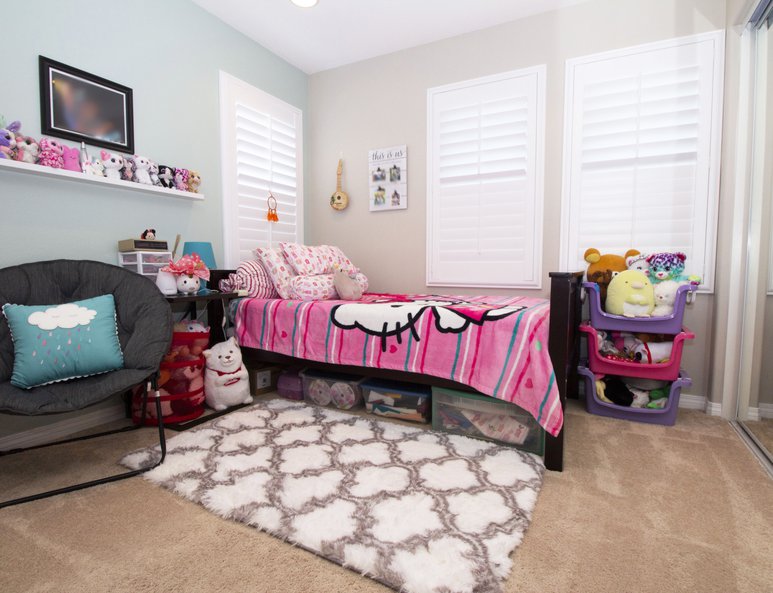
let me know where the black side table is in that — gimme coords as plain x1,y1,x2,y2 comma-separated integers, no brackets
165,290,240,344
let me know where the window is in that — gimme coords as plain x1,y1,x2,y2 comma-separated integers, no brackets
560,31,724,291
219,72,303,268
426,66,546,288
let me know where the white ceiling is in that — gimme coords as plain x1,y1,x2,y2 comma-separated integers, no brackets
193,0,588,74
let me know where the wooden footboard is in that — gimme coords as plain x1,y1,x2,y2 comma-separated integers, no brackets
207,270,583,471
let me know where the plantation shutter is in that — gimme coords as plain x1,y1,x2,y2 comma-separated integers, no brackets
220,72,303,268
561,31,724,291
427,67,545,288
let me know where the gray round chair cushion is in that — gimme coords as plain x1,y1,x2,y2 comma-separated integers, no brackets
0,260,172,414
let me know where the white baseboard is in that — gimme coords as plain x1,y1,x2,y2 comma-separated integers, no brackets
0,404,127,451
759,403,773,419
679,393,722,416
747,407,761,421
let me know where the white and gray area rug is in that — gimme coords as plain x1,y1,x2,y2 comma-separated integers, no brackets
122,399,545,593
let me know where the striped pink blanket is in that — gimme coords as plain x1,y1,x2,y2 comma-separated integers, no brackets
234,294,562,436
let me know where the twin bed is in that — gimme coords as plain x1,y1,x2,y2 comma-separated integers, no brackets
210,270,583,471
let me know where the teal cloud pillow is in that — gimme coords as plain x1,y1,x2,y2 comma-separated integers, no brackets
2,294,125,389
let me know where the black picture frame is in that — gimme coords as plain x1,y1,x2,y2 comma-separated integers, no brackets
39,56,134,154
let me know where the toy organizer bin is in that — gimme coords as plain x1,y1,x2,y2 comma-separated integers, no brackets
118,251,172,281
578,365,691,426
580,323,694,381
362,378,431,424
431,387,545,455
582,281,698,333
300,369,365,410
277,369,304,400
132,329,209,425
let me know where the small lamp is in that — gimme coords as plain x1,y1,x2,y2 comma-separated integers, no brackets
182,242,217,291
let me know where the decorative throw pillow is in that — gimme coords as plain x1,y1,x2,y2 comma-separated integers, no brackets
2,294,125,389
289,273,369,301
281,243,359,276
254,247,296,299
218,259,279,299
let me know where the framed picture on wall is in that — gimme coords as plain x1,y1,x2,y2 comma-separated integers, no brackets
369,145,407,212
39,56,134,153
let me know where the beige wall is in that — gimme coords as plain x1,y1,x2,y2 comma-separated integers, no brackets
307,0,726,400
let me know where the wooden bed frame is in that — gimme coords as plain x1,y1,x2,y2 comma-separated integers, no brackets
208,270,583,471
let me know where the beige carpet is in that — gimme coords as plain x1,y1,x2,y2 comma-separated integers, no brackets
1,399,772,593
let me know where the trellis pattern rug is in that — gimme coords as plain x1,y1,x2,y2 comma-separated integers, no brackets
122,399,544,593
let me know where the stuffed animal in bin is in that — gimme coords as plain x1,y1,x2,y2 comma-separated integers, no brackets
605,270,655,317
652,280,680,317
61,145,81,172
174,320,208,333
646,252,701,285
133,155,153,184
158,164,175,188
631,340,673,364
584,248,641,305
14,135,40,164
0,120,21,160
38,138,65,168
203,337,253,411
101,150,125,180
626,253,650,274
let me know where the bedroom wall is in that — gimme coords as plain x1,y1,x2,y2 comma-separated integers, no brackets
306,0,726,402
0,0,307,441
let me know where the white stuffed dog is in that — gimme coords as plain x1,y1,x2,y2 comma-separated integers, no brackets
203,337,253,411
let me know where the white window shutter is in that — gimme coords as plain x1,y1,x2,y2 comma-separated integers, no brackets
220,72,303,268
560,31,724,292
427,66,546,289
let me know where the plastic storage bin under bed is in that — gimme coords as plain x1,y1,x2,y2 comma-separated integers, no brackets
362,378,431,424
582,281,698,333
578,365,691,426
300,369,365,410
580,323,694,381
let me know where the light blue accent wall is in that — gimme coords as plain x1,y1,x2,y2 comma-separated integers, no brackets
0,0,307,270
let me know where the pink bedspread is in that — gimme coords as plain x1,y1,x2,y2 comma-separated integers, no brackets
234,294,562,436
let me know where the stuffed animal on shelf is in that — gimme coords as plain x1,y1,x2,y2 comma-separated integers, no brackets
132,155,153,185
188,170,201,193
203,337,253,411
14,136,39,164
38,138,65,168
584,247,641,305
0,120,21,160
605,270,655,317
174,167,189,191
646,252,701,285
148,161,160,186
652,280,680,317
61,145,81,172
100,150,125,180
82,157,104,176
333,266,363,300
158,164,175,188
121,156,135,181
141,229,156,240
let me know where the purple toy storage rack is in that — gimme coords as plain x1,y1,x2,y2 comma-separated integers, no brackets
580,323,695,381
582,281,698,333
578,365,691,426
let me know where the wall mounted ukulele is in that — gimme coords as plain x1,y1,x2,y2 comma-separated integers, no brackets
330,159,349,211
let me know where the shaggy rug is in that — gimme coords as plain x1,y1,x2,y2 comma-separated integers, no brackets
121,399,544,593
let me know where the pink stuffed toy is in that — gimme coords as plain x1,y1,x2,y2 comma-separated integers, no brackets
38,138,64,168
61,145,81,172
174,167,190,191
14,136,40,164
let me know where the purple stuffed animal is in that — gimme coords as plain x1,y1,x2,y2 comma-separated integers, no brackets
0,121,21,160
38,138,64,168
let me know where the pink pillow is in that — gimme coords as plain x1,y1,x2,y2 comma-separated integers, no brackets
219,260,279,298
281,243,359,276
289,273,369,301
254,247,296,299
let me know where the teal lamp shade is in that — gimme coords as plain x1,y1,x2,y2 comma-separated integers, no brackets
182,242,217,270
182,242,216,291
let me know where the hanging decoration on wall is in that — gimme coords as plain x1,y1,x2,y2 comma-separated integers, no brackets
330,158,349,211
368,145,407,212
267,192,279,222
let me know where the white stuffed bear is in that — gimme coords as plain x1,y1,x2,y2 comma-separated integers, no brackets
133,155,153,185
100,150,124,180
203,337,253,411
626,253,650,274
652,280,679,317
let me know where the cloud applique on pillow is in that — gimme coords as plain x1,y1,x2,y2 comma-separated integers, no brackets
27,303,97,331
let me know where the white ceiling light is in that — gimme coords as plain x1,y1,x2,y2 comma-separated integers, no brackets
290,0,318,7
